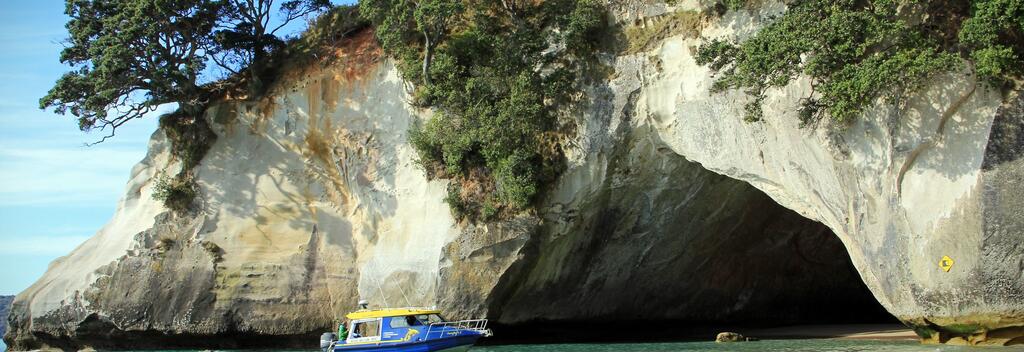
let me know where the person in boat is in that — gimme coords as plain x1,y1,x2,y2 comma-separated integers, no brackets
337,320,349,340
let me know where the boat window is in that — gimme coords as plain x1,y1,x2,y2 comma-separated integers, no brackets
348,319,381,342
389,316,410,328
416,314,445,324
405,315,422,326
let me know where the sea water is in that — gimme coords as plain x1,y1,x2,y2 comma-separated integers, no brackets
0,340,1005,352
471,340,999,351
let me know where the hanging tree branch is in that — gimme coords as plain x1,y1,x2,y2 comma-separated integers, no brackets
41,0,220,144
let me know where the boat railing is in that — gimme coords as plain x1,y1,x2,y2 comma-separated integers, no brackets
425,319,492,338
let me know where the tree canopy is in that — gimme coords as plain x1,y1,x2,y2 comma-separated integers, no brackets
696,0,1024,125
212,0,331,80
41,0,348,213
41,0,335,143
361,0,607,221
40,0,221,142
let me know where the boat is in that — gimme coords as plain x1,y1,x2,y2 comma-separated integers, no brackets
320,306,492,352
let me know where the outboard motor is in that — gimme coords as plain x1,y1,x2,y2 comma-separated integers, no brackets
320,332,337,352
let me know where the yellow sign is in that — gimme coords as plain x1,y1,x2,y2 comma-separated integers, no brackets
403,328,419,342
939,255,954,272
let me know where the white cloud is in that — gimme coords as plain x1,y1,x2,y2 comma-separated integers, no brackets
0,235,90,255
0,145,146,206
0,101,167,207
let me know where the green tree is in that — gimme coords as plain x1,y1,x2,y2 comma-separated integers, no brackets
40,0,222,142
359,0,463,86
369,0,607,220
212,0,332,85
696,0,1023,126
958,0,1024,81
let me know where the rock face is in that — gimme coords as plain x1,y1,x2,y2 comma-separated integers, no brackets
438,120,891,327
0,295,13,339
610,2,1024,345
6,30,458,350
5,1,1024,350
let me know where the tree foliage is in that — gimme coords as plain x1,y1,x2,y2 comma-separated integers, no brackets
42,0,336,143
696,0,1024,126
212,0,332,86
362,0,607,221
359,0,463,86
959,0,1024,80
42,0,353,213
40,0,222,141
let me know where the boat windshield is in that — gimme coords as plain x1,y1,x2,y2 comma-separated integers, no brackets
414,314,445,325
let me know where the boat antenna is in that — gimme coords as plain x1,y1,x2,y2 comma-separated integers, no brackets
373,267,390,309
432,266,441,308
367,256,415,308
397,281,414,308
366,258,391,309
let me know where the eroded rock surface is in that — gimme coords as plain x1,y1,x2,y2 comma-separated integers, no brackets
5,1,1024,349
592,0,1023,344
439,113,889,327
5,30,457,350
0,295,12,340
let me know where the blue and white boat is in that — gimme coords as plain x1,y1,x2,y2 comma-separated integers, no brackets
320,307,492,352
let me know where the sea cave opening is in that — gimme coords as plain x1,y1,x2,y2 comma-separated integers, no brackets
480,169,899,344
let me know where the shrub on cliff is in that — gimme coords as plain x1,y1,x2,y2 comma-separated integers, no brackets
959,0,1024,81
152,172,198,214
363,0,607,221
696,0,1024,126
148,109,216,212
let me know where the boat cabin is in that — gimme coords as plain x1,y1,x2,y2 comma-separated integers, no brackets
342,308,447,345
327,307,490,351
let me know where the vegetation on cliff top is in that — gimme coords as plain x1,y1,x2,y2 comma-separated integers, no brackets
41,0,363,213
697,0,1024,126
361,0,607,221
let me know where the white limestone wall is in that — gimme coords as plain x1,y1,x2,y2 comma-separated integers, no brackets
610,2,1012,325
18,134,170,316
16,56,460,326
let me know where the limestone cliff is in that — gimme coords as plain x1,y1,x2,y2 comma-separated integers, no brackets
5,1,1024,350
0,295,13,340
605,1,1024,345
6,30,456,350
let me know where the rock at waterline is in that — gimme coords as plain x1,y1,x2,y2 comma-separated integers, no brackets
716,332,758,342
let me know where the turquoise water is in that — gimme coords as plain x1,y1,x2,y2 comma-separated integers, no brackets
470,340,996,351
0,340,1007,351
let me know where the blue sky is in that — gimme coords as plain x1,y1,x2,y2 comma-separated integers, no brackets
0,0,355,296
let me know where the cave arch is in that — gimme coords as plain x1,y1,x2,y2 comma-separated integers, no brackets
443,155,898,342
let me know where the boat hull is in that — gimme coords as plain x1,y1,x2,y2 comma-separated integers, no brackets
333,334,481,352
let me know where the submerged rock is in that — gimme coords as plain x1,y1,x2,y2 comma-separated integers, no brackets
715,332,750,342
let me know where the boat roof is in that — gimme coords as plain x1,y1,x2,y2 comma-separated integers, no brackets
345,308,441,320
